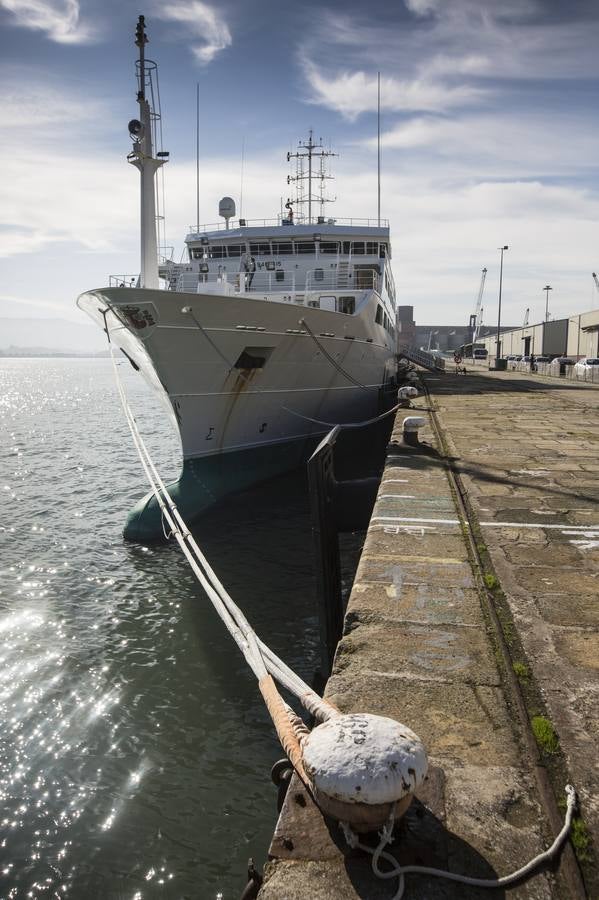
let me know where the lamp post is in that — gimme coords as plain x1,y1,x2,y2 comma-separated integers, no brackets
495,245,508,363
543,284,552,322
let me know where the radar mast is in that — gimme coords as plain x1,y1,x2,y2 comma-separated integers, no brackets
287,131,336,224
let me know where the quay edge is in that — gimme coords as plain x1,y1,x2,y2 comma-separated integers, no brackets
259,366,598,899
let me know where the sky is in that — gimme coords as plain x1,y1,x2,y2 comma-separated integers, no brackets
1,0,598,339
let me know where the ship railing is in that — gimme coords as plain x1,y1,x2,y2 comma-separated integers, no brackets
305,268,379,292
166,268,380,296
109,275,140,287
186,216,390,234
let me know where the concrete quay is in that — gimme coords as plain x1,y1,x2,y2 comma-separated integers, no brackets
259,368,597,899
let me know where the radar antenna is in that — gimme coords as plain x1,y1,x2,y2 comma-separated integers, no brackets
287,131,336,224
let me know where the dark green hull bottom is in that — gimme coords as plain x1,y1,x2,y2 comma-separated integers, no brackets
124,435,321,542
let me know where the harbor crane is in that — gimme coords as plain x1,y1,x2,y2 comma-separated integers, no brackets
523,308,529,327
469,267,487,346
593,272,599,293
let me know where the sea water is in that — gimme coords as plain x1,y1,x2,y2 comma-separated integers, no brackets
0,357,344,899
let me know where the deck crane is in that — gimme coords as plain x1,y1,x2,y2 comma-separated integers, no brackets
470,267,487,347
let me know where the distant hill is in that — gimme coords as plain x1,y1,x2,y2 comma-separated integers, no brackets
0,317,107,354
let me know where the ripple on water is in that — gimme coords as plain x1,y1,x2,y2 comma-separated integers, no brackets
0,358,324,898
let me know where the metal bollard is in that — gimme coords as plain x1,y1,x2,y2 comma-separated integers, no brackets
402,416,427,447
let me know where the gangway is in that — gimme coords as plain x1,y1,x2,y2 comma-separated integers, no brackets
397,345,446,372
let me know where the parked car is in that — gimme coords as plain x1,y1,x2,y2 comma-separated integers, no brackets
551,356,574,366
574,357,599,372
535,356,550,363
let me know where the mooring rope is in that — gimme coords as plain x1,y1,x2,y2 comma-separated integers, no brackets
182,306,385,424
299,317,378,393
103,307,576,896
281,399,401,429
105,328,335,724
341,784,577,899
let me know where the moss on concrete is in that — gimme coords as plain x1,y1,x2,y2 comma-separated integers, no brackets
531,715,559,755
512,661,529,679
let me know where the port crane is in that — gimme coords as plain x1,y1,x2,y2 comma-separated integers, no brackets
593,272,599,294
469,267,487,346
523,308,529,327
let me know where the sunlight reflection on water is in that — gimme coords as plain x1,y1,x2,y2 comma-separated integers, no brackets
0,358,325,899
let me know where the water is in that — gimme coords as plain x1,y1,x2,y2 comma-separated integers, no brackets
0,358,334,899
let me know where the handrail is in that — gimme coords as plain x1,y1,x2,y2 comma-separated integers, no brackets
186,216,390,234
109,275,140,287
165,267,380,295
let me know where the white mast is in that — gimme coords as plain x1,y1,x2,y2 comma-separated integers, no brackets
127,15,165,290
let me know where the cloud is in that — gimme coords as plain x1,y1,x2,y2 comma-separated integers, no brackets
0,75,135,260
0,69,98,127
0,0,90,43
298,3,599,124
299,55,486,121
154,0,231,64
404,0,441,16
367,109,599,185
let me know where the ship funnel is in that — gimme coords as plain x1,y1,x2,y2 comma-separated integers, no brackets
219,196,236,230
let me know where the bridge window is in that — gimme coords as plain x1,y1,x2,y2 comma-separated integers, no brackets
250,242,271,256
272,242,292,255
296,242,316,254
338,296,355,315
191,247,204,260
209,245,225,259
351,242,365,255
319,242,339,254
226,245,244,257
366,242,378,255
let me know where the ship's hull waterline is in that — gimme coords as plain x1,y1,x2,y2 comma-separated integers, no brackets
78,287,397,539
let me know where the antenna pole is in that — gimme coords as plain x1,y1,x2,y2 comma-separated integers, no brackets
308,130,313,224
196,83,200,232
240,137,245,219
377,71,381,227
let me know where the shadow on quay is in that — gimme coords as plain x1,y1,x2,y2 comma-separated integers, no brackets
422,370,599,397
330,796,507,899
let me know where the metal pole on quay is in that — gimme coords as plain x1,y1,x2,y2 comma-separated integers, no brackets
544,284,552,322
494,245,508,369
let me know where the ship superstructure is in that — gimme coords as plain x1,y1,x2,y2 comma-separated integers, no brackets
77,17,398,540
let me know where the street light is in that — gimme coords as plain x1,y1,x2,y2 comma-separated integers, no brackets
495,245,508,363
543,284,552,322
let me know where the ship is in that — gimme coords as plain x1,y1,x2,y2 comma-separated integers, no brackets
77,17,398,541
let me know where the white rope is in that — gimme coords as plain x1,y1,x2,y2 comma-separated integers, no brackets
107,331,332,718
341,784,577,900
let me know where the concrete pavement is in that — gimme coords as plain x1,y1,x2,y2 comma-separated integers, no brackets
259,367,597,899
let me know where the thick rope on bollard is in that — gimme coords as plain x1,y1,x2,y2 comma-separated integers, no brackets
104,329,576,897
259,677,428,830
302,713,428,831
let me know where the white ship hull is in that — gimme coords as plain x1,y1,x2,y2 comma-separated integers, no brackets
78,286,397,538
